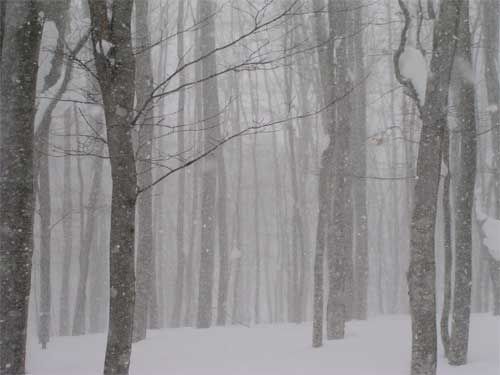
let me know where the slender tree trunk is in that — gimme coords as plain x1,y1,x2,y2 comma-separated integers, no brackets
231,68,244,325
449,1,477,365
327,0,351,340
311,0,335,346
133,0,158,342
37,118,52,350
215,105,229,326
59,108,73,336
482,0,500,316
171,0,187,329
197,0,221,329
73,145,104,336
351,0,368,321
0,2,43,373
440,128,452,358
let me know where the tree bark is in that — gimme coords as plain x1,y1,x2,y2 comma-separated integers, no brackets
440,128,452,358
311,0,335,347
197,0,221,329
87,1,137,373
449,1,477,365
133,0,158,342
171,0,187,329
351,0,368,321
0,2,43,373
481,0,500,316
397,1,462,374
59,108,73,336
72,143,104,336
327,0,351,340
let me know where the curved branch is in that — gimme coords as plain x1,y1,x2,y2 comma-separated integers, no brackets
394,0,424,115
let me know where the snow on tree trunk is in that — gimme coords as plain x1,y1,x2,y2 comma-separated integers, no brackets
397,0,462,374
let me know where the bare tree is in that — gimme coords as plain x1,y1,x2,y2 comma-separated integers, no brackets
87,1,137,373
394,1,462,374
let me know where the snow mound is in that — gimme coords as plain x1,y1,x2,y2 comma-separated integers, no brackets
481,216,500,261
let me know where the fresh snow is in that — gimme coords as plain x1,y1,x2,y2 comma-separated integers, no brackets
475,201,500,261
486,104,498,113
399,46,427,105
27,315,499,375
481,216,500,261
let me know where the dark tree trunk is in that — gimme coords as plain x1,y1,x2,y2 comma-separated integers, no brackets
440,128,452,358
87,1,137,373
398,1,462,374
0,2,43,373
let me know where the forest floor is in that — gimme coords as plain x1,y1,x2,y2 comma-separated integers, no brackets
27,314,499,375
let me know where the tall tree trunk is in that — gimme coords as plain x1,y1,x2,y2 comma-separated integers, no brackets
0,2,43,373
482,0,500,316
133,0,158,342
87,1,137,373
449,1,476,365
197,0,221,329
36,117,52,350
231,67,244,325
171,0,187,329
311,0,335,347
72,145,104,335
327,0,351,340
59,108,73,336
283,14,306,324
397,1,462,374
351,0,368,321
440,128,452,358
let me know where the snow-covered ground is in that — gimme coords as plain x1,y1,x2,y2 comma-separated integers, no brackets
27,314,499,375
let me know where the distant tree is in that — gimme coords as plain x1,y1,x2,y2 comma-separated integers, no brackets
197,0,222,329
481,0,500,316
